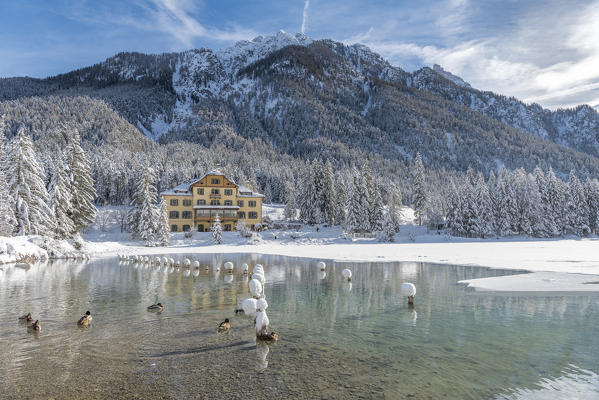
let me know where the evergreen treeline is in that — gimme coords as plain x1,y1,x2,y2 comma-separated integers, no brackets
445,167,599,238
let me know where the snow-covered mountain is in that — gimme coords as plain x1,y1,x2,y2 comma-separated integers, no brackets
1,31,599,176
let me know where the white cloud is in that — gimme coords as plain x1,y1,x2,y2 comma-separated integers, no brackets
348,0,599,109
301,0,310,34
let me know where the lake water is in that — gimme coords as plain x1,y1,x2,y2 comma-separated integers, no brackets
0,255,598,399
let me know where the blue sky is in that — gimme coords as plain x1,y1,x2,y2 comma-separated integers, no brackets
1,0,599,110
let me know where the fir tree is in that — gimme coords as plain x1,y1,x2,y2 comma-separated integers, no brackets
128,166,158,244
585,178,599,234
284,182,296,221
66,130,97,233
0,116,16,236
412,153,427,225
212,214,223,244
298,161,321,224
8,127,55,236
322,160,336,225
156,198,170,246
334,178,347,226
567,171,590,236
49,154,75,239
345,170,369,233
377,211,396,242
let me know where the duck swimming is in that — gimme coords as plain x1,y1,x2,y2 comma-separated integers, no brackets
19,313,33,322
28,320,41,332
77,311,92,327
218,318,230,333
147,303,164,311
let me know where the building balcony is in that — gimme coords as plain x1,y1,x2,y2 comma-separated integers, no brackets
209,194,221,199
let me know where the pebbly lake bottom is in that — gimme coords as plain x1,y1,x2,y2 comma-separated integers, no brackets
0,255,598,399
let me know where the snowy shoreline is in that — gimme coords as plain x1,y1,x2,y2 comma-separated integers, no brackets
86,234,599,273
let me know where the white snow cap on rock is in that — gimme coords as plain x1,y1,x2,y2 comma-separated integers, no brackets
401,282,416,297
249,278,263,297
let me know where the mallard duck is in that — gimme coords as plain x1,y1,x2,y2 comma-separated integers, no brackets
77,311,92,326
147,303,164,311
257,331,278,343
19,313,33,322
218,318,230,332
28,320,41,332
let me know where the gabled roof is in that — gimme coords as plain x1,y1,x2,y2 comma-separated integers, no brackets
160,169,264,198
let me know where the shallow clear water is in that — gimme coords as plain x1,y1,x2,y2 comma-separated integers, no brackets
0,255,598,399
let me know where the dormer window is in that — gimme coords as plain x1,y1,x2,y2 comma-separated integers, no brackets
211,178,220,184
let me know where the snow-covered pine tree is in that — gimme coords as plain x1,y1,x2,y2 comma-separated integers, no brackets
376,211,396,242
8,127,55,236
284,181,297,221
585,178,599,234
472,173,493,237
212,214,223,244
387,182,403,232
322,160,336,226
567,171,590,236
334,178,347,226
156,198,170,246
546,168,566,235
363,161,383,232
49,154,75,239
345,169,369,233
412,153,427,225
298,161,321,224
0,116,16,236
66,130,97,233
533,167,557,237
128,166,158,244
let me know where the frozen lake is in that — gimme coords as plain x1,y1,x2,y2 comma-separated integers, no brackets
1,255,598,399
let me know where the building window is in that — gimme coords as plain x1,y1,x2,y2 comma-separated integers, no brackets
182,225,190,232
182,211,192,219
171,225,178,232
224,200,232,206
197,224,204,232
237,200,244,207
211,188,220,195
249,201,257,207
224,224,232,231
197,199,206,205
183,199,191,206
249,212,258,219
196,210,210,217
170,199,178,206
210,200,220,205
197,188,204,195
211,178,220,184
224,189,232,196
169,211,179,218
237,211,246,219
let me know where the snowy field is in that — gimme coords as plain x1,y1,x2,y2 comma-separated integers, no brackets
4,204,599,293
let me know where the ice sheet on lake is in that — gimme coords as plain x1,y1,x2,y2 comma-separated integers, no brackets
460,272,599,293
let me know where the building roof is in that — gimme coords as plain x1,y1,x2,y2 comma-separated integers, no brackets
160,169,264,198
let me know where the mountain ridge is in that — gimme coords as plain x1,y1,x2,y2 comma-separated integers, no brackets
1,31,599,177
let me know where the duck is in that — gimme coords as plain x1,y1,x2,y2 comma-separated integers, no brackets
257,331,279,343
77,311,92,327
147,303,164,311
28,320,41,332
218,318,231,332
19,313,33,322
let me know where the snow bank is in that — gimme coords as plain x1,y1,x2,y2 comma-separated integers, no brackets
0,235,78,264
460,272,599,293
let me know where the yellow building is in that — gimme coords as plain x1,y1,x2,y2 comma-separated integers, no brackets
160,170,264,233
